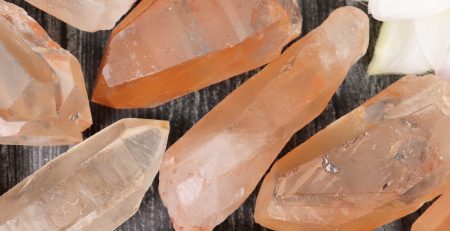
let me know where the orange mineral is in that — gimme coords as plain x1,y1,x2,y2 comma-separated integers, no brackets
159,7,369,230
0,0,91,145
24,0,137,32
255,75,450,231
92,0,301,108
412,190,450,231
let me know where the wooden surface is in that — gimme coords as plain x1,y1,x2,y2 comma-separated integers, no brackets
0,0,432,230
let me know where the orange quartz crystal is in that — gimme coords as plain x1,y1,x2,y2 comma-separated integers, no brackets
255,75,450,231
159,7,369,230
412,191,450,231
0,1,91,145
92,0,301,109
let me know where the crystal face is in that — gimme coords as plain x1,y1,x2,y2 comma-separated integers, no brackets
0,119,170,230
0,0,92,145
158,6,369,230
25,0,137,32
92,0,302,109
255,75,450,231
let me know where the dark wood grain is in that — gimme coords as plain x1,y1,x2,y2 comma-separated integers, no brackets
0,0,430,230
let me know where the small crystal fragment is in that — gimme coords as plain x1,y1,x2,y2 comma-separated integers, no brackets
0,0,92,145
255,75,450,231
0,118,170,230
412,191,450,231
25,0,137,32
159,7,369,230
92,0,302,108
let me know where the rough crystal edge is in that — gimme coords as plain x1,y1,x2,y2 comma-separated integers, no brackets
255,74,450,231
0,118,170,228
0,0,59,49
159,6,368,231
92,0,303,108
0,0,93,145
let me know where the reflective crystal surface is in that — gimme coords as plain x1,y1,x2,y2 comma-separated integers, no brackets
255,75,450,231
0,119,169,230
93,0,302,108
159,7,369,230
0,0,91,145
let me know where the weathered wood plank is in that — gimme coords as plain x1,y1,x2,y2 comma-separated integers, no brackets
0,1,430,231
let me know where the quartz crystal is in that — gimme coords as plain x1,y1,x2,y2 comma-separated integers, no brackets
92,0,302,109
0,118,170,230
412,191,450,231
159,7,369,230
255,75,450,231
25,0,137,32
0,0,91,145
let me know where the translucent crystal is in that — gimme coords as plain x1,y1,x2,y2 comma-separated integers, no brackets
0,119,169,230
159,7,369,230
92,0,302,108
255,75,450,231
0,0,91,145
25,0,137,32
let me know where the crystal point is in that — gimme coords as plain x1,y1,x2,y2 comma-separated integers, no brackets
0,118,170,230
92,0,302,109
255,75,450,231
25,0,137,32
159,6,369,230
0,0,92,145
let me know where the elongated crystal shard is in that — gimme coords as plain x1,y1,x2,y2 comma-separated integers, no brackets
0,0,91,145
25,0,137,32
412,191,450,231
159,7,369,230
0,119,170,230
92,0,302,109
255,75,450,231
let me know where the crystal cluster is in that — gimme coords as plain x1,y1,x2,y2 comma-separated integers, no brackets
1,0,445,229
0,119,169,230
25,0,137,32
159,7,369,230
255,75,450,231
92,0,302,109
0,0,91,145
